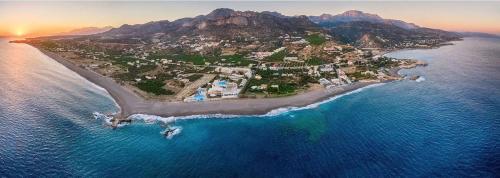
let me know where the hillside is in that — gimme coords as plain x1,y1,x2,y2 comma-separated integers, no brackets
88,9,462,48
309,10,419,30
327,21,460,48
99,8,320,40
309,10,461,48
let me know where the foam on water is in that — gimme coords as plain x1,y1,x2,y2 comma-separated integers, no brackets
416,76,426,82
3,37,500,177
131,113,240,124
93,112,112,125
265,83,387,116
128,83,386,125
160,126,182,139
93,111,128,127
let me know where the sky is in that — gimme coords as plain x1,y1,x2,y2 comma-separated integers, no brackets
1,1,499,37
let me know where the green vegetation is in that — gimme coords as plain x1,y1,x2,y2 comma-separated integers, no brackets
146,52,170,61
98,38,142,44
223,55,256,66
347,71,375,81
267,83,297,95
39,41,59,49
177,54,205,65
370,57,399,69
298,75,317,86
156,73,175,81
265,50,286,62
111,57,159,81
135,80,174,95
129,64,157,74
221,54,243,63
111,56,136,67
114,72,136,82
37,21,421,100
306,57,324,65
207,54,257,66
306,34,326,45
186,74,203,82
245,69,300,96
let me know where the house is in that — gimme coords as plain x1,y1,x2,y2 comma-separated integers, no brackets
331,78,342,86
319,78,332,86
222,82,239,98
255,75,262,80
250,52,273,59
273,47,286,53
320,64,335,72
284,56,302,63
291,39,308,45
215,67,253,79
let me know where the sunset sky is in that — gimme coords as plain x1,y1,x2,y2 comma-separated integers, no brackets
1,1,499,37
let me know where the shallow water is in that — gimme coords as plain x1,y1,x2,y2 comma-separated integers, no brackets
0,38,499,177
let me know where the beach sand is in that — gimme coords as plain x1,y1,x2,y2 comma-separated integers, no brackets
37,47,385,123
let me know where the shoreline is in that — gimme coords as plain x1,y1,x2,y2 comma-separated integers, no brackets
35,46,395,125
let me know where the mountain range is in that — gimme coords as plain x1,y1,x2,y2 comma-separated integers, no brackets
307,10,462,48
459,32,500,38
309,10,419,30
100,8,318,39
89,8,461,48
55,26,113,36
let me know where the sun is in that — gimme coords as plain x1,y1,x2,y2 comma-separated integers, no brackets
16,30,24,36
14,29,25,37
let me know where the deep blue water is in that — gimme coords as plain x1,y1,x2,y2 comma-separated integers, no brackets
1,37,499,177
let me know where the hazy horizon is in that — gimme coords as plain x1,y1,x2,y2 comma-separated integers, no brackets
1,1,499,37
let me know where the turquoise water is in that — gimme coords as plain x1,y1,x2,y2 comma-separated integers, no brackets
1,38,499,177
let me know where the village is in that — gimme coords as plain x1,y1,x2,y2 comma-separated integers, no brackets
29,31,418,102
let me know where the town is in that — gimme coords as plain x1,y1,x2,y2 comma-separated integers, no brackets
26,30,424,102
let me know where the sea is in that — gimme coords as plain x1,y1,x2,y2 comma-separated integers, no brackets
0,37,499,177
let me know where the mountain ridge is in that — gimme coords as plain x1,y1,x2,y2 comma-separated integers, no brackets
309,10,419,30
459,32,500,38
55,26,113,36
307,10,460,48
327,21,460,48
100,8,320,40
90,8,461,48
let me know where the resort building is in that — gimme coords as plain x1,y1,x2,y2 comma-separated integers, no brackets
184,88,207,102
207,80,240,98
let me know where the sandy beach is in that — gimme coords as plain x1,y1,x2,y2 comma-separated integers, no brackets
37,47,385,123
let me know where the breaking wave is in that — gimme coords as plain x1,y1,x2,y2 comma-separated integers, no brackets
128,83,386,124
416,76,426,82
160,126,182,139
93,112,112,124
131,113,240,124
92,111,128,127
265,83,386,116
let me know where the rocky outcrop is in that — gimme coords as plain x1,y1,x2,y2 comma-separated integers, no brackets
98,8,320,40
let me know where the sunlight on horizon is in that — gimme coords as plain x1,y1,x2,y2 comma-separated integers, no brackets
1,1,499,37
15,29,25,37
